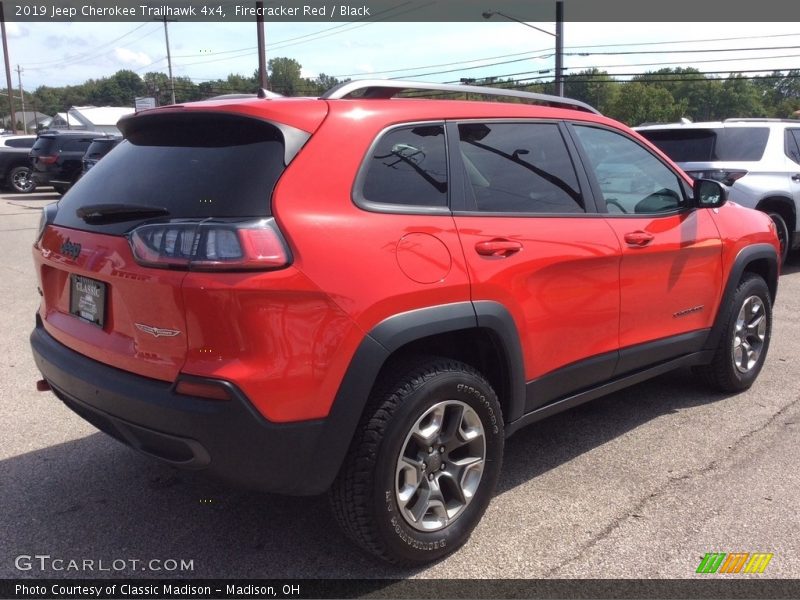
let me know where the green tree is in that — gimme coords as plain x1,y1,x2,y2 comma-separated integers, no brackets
716,74,767,119
268,57,304,96
607,82,684,126
563,69,619,113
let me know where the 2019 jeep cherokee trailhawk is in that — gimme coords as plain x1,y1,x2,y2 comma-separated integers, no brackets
30,80,780,565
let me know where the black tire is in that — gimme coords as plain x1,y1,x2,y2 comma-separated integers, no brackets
7,166,36,194
52,184,69,195
766,212,790,264
694,274,772,392
329,357,504,565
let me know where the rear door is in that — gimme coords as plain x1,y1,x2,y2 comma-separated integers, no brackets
569,123,723,374
450,120,621,412
35,112,295,382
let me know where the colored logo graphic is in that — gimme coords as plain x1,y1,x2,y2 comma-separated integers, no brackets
696,552,773,574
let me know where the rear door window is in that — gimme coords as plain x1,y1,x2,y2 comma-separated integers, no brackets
54,113,290,235
456,122,584,214
786,130,800,165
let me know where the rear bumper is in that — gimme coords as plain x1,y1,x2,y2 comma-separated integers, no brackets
30,318,337,495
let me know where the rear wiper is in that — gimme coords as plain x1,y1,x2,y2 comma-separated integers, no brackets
76,203,170,224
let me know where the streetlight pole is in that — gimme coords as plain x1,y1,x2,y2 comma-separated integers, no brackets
483,2,564,97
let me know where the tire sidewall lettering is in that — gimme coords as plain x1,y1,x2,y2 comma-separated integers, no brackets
373,369,503,559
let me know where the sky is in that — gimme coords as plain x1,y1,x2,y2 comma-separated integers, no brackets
4,19,800,93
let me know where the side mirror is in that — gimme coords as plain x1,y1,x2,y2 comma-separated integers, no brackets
693,178,728,209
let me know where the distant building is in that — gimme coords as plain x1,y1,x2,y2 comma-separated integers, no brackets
1,110,51,133
41,106,134,135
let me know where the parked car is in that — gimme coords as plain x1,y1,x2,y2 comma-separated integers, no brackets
29,129,106,195
81,136,122,175
31,80,780,565
0,134,37,193
636,119,800,263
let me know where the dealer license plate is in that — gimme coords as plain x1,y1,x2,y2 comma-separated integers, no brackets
69,274,106,327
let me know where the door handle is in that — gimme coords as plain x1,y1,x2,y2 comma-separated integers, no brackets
624,231,655,247
475,239,523,257
792,174,800,182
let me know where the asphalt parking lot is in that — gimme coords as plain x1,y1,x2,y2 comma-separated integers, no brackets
1,191,798,581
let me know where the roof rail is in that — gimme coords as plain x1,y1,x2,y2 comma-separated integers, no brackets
320,79,600,114
724,118,798,123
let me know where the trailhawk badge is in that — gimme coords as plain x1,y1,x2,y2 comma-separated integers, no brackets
135,323,181,338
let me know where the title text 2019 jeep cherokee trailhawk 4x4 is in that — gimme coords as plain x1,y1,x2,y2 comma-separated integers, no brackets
30,80,780,565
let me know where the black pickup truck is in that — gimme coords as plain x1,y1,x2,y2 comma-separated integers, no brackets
0,135,37,193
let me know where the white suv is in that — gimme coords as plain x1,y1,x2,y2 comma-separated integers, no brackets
636,119,800,263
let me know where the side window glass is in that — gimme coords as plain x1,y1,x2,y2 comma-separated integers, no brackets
457,122,583,213
361,124,447,208
7,138,34,148
786,130,800,165
573,125,685,215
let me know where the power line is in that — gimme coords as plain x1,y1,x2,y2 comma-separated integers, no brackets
567,44,800,57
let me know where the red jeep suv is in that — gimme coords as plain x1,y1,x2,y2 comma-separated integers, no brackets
31,80,780,565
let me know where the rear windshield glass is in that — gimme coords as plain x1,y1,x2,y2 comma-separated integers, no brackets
641,127,769,162
54,113,286,234
31,136,57,155
84,139,119,159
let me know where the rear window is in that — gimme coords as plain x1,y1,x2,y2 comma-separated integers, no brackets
85,139,119,160
54,113,287,235
640,127,769,162
31,136,58,155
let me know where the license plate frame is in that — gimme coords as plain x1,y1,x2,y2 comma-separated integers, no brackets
69,274,107,328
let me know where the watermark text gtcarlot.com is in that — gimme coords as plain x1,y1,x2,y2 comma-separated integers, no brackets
14,555,194,573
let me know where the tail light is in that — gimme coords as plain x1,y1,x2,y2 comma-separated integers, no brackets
37,155,59,165
35,202,58,245
686,169,747,187
128,218,291,271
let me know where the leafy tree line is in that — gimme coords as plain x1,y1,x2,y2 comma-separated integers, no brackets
1,60,798,128
556,67,800,124
0,57,340,125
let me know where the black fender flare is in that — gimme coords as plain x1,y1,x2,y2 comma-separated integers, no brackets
704,243,779,352
306,301,526,493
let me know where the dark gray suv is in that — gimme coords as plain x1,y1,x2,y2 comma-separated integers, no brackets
29,130,106,195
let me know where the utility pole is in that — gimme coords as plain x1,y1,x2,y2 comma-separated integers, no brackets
0,3,17,132
555,1,564,97
161,16,176,105
256,1,268,90
483,1,565,97
15,64,25,133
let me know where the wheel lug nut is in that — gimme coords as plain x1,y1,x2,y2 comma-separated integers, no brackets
439,446,445,453
440,464,446,471
421,463,427,471
428,446,434,453
428,473,434,481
